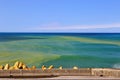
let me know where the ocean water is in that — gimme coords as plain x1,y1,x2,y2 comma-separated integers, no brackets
0,33,120,68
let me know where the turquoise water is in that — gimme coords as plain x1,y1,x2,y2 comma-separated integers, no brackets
0,33,120,68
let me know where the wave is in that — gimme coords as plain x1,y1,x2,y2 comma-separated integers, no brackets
113,63,120,68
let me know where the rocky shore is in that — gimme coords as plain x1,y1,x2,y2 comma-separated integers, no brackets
0,61,120,78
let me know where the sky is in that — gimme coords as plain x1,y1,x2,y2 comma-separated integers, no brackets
0,0,120,32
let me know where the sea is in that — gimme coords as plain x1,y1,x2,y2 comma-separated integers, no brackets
0,33,120,68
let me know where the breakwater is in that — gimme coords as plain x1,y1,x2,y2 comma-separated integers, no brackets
0,68,120,78
0,61,120,78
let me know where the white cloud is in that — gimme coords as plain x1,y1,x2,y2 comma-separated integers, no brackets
29,23,120,32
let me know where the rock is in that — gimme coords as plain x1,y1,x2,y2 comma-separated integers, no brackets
9,66,15,70
4,64,10,70
73,66,78,69
48,65,54,69
14,66,19,70
23,68,29,70
42,65,46,71
31,66,36,70
14,61,19,67
18,62,23,69
22,64,27,69
59,66,63,70
0,65,4,70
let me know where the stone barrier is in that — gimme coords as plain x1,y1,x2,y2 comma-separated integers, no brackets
0,70,10,78
51,68,91,76
10,70,22,77
0,68,120,78
0,68,91,78
91,68,120,77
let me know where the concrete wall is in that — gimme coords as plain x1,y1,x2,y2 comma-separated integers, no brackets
0,68,120,78
0,68,91,78
51,68,91,76
91,68,120,77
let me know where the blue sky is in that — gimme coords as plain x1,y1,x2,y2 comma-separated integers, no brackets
0,0,120,32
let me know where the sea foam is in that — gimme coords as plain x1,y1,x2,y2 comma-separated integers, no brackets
113,63,120,68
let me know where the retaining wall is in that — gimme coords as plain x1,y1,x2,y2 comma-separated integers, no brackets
0,68,120,78
91,68,120,77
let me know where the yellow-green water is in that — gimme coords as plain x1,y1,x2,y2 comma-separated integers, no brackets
0,33,120,68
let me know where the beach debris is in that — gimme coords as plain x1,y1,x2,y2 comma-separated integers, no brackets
59,66,63,70
42,65,46,71
48,65,54,70
4,64,10,70
73,66,78,69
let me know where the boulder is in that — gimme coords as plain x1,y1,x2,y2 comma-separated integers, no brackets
48,65,54,69
42,65,46,71
14,61,19,67
0,65,4,70
22,64,27,69
59,66,63,70
4,64,10,70
73,66,78,69
9,66,15,70
31,66,36,70
18,62,23,69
